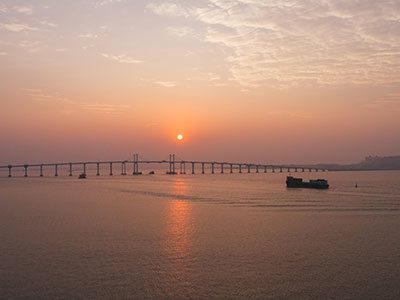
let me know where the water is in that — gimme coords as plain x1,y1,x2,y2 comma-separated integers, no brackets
1,171,400,299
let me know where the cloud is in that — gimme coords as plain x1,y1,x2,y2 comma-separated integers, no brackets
13,6,34,15
100,52,142,64
77,33,99,39
91,0,125,6
0,4,7,13
363,92,400,109
148,0,400,88
18,40,44,53
18,41,41,48
0,23,38,32
166,26,197,38
39,20,57,28
147,2,191,17
23,88,129,115
23,88,73,104
154,81,178,88
80,103,129,114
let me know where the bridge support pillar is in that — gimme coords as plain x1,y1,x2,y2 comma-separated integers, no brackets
167,154,176,175
132,154,142,175
211,163,214,174
180,162,186,174
192,162,195,174
272,167,275,173
40,164,43,177
133,154,141,175
316,169,319,172
69,163,73,176
121,162,127,175
110,163,113,176
8,165,12,178
230,164,233,173
239,164,242,173
287,168,290,173
83,163,86,175
24,165,28,177
202,163,205,174
295,168,297,172
280,167,283,173
221,163,224,173
264,166,267,173
302,168,305,172
309,168,312,172
55,164,58,177
248,165,251,173
256,165,259,173
96,163,100,176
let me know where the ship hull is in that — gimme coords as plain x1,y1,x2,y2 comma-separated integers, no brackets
286,176,329,189
286,182,329,189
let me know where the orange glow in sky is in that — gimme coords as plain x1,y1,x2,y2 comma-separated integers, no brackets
0,1,399,165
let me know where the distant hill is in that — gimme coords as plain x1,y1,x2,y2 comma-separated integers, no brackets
315,156,400,171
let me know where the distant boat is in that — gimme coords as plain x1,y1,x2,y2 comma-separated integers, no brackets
286,176,329,189
78,173,86,179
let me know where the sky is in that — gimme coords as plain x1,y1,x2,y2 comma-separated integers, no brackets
1,0,400,165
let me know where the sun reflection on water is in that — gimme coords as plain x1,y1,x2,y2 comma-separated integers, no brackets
165,177,193,259
159,177,195,295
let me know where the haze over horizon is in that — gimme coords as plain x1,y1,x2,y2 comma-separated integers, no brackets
1,0,399,165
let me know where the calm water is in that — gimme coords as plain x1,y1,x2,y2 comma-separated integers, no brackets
1,171,400,300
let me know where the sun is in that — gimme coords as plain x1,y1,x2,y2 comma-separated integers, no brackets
177,134,183,141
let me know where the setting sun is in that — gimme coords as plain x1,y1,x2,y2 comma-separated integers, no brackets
177,134,183,141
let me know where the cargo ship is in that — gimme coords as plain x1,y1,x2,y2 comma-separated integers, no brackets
286,176,329,189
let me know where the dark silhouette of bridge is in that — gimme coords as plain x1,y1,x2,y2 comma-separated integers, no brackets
0,154,326,177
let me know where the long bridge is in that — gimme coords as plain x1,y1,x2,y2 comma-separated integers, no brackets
0,154,326,178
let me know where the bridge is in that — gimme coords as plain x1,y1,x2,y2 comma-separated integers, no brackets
0,154,326,177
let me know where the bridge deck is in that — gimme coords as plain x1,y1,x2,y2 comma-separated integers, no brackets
0,155,325,177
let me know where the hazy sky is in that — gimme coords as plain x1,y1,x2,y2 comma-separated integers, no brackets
1,0,399,164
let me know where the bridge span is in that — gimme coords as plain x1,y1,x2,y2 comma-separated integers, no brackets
0,154,326,177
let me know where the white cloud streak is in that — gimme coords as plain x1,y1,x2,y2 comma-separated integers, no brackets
100,53,142,64
80,103,129,115
91,0,125,6
23,88,74,104
154,81,178,88
0,23,38,32
77,33,99,39
13,6,34,15
39,20,57,27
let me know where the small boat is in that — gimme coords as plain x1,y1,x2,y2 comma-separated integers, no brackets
78,173,86,179
286,176,329,189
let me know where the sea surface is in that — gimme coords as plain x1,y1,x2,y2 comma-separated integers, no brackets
1,171,400,300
